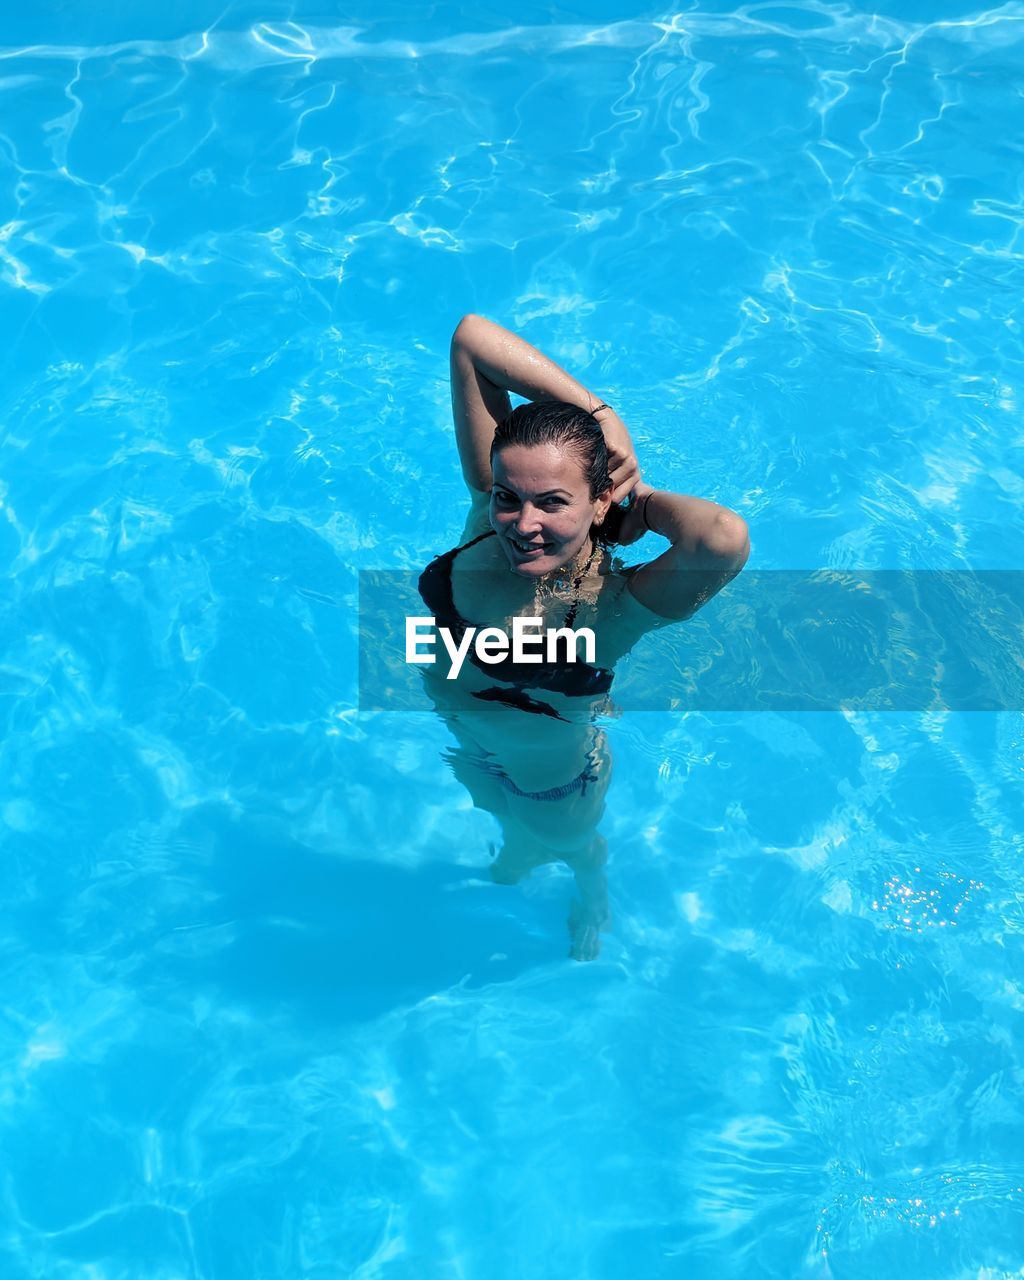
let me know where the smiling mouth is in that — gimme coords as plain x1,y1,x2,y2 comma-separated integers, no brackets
508,536,552,555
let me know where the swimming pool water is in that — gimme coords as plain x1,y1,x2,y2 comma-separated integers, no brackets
1,3,1023,1277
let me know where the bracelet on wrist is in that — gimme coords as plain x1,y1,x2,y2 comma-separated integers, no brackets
590,402,611,417
641,490,656,532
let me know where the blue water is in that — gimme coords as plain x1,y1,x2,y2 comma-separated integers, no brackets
2,4,1024,1277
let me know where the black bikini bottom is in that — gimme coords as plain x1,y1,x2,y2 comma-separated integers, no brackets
477,749,601,802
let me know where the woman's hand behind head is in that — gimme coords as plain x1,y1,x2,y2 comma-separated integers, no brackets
591,405,641,501
612,481,655,546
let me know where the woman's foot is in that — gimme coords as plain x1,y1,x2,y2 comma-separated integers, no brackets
567,835,611,960
567,897,611,961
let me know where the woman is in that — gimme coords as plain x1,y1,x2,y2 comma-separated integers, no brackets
420,314,750,960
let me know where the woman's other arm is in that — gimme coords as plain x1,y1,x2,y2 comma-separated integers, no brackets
449,314,639,500
618,483,750,620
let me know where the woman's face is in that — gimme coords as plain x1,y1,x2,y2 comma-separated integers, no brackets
490,443,611,578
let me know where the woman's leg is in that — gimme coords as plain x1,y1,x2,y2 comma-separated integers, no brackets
435,711,613,958
565,834,611,961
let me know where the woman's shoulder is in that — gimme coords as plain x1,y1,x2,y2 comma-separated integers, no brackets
448,529,499,574
595,549,652,608
592,550,679,653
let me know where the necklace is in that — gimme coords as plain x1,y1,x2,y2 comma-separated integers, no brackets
533,538,598,629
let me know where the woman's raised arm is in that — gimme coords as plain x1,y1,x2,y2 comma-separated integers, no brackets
618,483,750,621
449,314,639,500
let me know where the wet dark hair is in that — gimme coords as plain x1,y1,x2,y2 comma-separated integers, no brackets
491,400,612,500
491,401,622,543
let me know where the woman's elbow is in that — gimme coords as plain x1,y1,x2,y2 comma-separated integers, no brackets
704,509,750,567
451,313,484,350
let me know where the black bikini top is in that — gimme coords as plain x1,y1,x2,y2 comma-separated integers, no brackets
418,530,614,704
